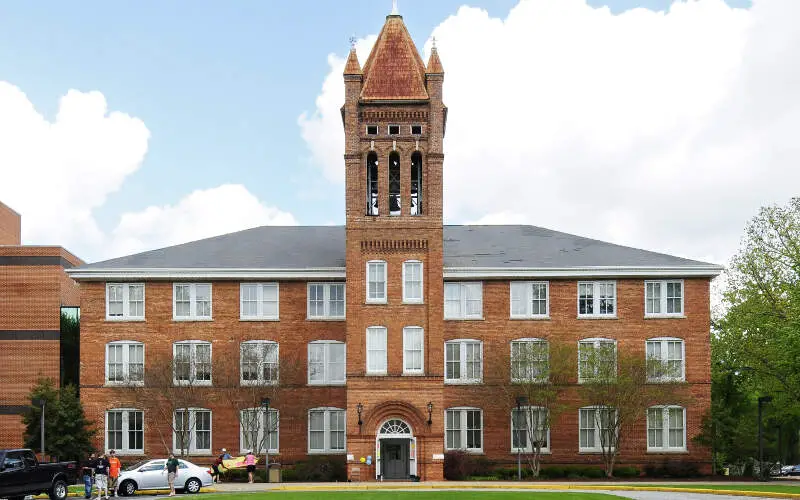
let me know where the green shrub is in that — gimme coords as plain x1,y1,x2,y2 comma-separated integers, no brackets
613,466,640,478
493,467,518,480
292,455,347,482
444,451,497,480
281,468,298,482
644,460,700,478
539,466,566,479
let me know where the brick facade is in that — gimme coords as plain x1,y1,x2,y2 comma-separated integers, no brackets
0,201,21,246
71,10,715,481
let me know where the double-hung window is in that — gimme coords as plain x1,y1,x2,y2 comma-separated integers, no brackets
240,283,279,320
510,282,549,318
240,408,279,454
240,341,279,385
106,341,145,385
106,409,144,454
579,406,617,452
173,283,212,320
308,408,346,453
366,261,387,303
445,408,483,452
511,406,549,452
645,280,684,317
403,326,424,374
510,339,549,382
445,340,482,384
366,326,387,375
173,341,212,386
578,339,617,383
307,341,346,385
106,283,145,320
403,261,423,303
444,282,483,320
307,283,346,319
578,281,616,317
647,406,686,451
646,338,685,382
174,409,211,455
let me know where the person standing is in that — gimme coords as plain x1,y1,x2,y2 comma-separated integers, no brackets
81,453,96,499
107,450,121,497
163,453,180,497
93,453,111,500
211,452,223,483
244,450,256,484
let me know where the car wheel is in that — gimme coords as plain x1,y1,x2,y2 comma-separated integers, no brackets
49,479,68,500
185,477,202,494
120,479,137,497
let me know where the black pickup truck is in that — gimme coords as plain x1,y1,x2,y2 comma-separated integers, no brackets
0,449,77,500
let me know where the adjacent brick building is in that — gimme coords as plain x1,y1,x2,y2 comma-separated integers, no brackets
0,201,82,449
68,9,721,480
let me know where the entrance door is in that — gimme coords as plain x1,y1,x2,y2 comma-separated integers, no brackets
381,439,409,479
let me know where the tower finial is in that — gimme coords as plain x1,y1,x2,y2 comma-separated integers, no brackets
391,0,399,15
432,36,437,50
349,34,357,49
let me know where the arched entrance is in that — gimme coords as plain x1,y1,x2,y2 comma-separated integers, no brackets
376,418,416,479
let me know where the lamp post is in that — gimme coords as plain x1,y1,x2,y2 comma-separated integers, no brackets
758,395,773,481
426,402,433,426
356,402,363,432
515,396,528,481
32,398,45,461
261,397,271,482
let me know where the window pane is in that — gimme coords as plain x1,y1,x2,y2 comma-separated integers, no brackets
445,343,461,380
108,285,124,316
531,283,547,315
195,285,211,317
466,342,481,380
328,343,346,382
329,284,345,317
129,344,144,382
444,284,461,318
309,285,325,317
510,283,528,316
579,283,594,315
308,344,324,382
465,283,482,317
367,327,387,372
648,408,663,448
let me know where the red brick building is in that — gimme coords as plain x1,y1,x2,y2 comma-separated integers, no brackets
0,201,82,449
69,9,721,480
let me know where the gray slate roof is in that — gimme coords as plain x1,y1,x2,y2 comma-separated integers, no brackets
78,225,716,270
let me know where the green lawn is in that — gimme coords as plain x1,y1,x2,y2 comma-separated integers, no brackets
636,483,800,493
210,493,622,500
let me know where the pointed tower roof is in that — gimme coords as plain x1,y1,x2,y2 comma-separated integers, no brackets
360,15,429,101
426,46,444,74
343,47,362,76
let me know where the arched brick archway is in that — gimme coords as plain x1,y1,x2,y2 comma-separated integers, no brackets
365,400,428,479
363,400,427,434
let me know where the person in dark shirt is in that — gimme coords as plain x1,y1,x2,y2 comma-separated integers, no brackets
81,453,97,499
93,454,111,500
163,453,180,497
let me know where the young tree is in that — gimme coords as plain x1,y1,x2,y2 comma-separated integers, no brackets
501,341,574,477
578,347,687,477
23,379,95,461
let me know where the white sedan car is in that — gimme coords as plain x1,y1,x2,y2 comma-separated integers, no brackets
116,458,213,496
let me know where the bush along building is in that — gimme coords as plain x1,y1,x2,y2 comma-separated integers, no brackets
68,7,722,480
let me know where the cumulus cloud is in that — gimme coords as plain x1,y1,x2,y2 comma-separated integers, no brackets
0,83,296,261
299,0,800,267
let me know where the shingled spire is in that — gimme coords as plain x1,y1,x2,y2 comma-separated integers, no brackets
343,46,362,76
360,14,429,101
426,45,444,75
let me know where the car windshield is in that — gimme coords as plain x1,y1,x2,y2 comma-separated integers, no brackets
124,460,149,471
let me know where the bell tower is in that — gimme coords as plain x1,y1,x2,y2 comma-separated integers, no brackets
342,7,447,481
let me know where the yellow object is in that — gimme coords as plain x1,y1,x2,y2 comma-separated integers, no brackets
360,457,366,463
219,456,260,472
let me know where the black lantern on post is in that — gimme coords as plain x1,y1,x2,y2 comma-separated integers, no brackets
261,397,271,481
426,402,433,426
356,402,364,431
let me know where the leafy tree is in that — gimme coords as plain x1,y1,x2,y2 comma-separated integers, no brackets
23,379,95,461
60,309,80,389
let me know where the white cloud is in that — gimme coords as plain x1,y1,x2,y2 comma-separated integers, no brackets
299,0,800,267
0,83,296,261
108,184,297,258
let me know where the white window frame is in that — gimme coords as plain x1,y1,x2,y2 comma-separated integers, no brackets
366,326,388,375
240,340,279,386
239,283,279,320
647,405,687,452
105,283,145,321
445,407,483,453
645,280,685,318
578,338,617,383
173,340,213,386
444,282,483,320
105,408,144,455
577,281,617,318
403,326,424,375
172,283,212,321
387,124,400,135
578,406,617,452
307,283,346,320
307,407,346,454
510,338,549,383
366,261,387,304
402,260,424,304
105,341,145,386
239,408,279,454
510,281,549,319
366,125,378,135
444,339,483,384
511,406,550,453
173,408,212,455
307,341,346,385
646,337,686,382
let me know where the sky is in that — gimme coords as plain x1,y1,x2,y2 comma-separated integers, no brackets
4,0,798,275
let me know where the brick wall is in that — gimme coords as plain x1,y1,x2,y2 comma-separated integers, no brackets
0,201,21,245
